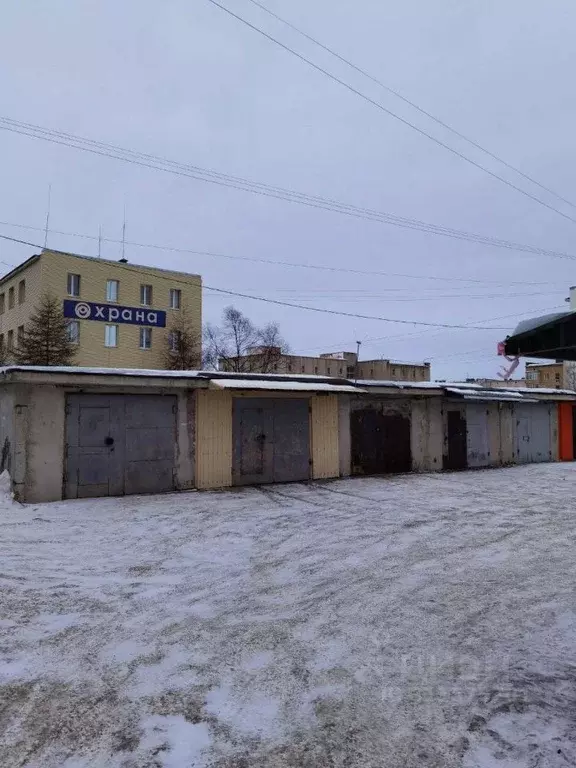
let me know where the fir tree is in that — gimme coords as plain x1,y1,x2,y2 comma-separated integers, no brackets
14,294,77,366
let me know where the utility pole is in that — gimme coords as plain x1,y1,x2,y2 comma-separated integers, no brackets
354,339,361,383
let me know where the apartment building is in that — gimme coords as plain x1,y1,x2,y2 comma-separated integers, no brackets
221,348,431,382
525,361,576,389
458,377,527,389
0,249,202,369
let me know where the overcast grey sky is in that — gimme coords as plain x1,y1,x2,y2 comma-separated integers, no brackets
2,0,576,379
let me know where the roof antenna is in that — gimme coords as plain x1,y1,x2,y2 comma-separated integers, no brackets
119,204,128,263
98,225,102,258
43,184,52,249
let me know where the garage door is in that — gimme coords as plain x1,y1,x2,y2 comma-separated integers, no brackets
515,403,552,464
351,405,411,475
64,394,177,498
232,398,310,485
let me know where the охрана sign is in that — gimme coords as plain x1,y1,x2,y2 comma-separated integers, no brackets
63,300,167,328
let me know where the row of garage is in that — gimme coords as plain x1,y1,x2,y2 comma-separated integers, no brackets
0,367,573,502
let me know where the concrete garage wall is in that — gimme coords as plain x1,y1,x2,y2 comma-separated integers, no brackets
550,405,559,461
13,385,66,503
0,386,16,483
175,390,195,491
500,404,515,464
487,404,501,466
411,398,443,472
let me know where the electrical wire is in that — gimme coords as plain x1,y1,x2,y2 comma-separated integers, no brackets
2,116,576,262
0,232,512,330
245,0,576,212
297,305,565,355
0,218,569,287
206,0,576,226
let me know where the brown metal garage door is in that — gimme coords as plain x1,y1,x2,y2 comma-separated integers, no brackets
64,394,177,498
232,398,310,485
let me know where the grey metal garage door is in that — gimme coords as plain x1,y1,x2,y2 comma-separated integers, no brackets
232,398,310,485
515,403,552,464
64,394,177,498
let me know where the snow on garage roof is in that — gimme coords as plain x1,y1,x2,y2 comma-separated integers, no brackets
445,387,527,402
209,379,360,393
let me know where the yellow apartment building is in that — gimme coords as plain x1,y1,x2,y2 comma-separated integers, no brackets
222,349,431,382
525,361,575,389
0,249,202,369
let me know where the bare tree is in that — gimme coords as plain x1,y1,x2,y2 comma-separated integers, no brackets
164,311,202,370
203,306,289,373
564,362,576,391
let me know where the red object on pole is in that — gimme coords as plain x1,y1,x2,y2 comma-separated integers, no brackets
497,341,506,356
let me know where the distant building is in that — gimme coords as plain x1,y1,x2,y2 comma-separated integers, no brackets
220,348,431,382
525,361,576,389
0,249,202,369
459,377,527,389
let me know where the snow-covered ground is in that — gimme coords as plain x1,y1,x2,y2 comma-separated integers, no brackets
2,465,576,767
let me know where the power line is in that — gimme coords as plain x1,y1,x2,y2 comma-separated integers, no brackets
0,218,569,286
2,116,576,262
0,232,511,330
304,305,566,354
206,0,576,226
245,0,576,212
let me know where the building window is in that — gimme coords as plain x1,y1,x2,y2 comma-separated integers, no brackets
0,334,4,355
327,367,331,375
139,327,152,349
370,368,374,377
391,367,397,376
67,321,80,344
301,365,305,373
104,325,118,347
17,325,24,346
106,279,119,302
314,366,318,374
526,370,537,381
67,273,81,297
339,367,343,375
7,330,13,351
288,364,292,372
169,330,181,352
0,294,5,315
8,287,14,309
140,284,152,306
169,288,181,309
18,280,25,305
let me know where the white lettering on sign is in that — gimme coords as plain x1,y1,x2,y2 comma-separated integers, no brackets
95,306,105,319
147,312,158,324
121,309,132,321
135,310,145,322
109,308,120,321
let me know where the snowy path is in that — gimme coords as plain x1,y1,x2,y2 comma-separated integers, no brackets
2,465,576,767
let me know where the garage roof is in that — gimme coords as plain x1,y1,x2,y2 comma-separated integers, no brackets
209,378,360,393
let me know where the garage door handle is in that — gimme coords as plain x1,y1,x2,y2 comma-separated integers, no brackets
105,437,114,446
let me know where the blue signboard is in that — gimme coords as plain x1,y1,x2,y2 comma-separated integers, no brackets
63,300,166,328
